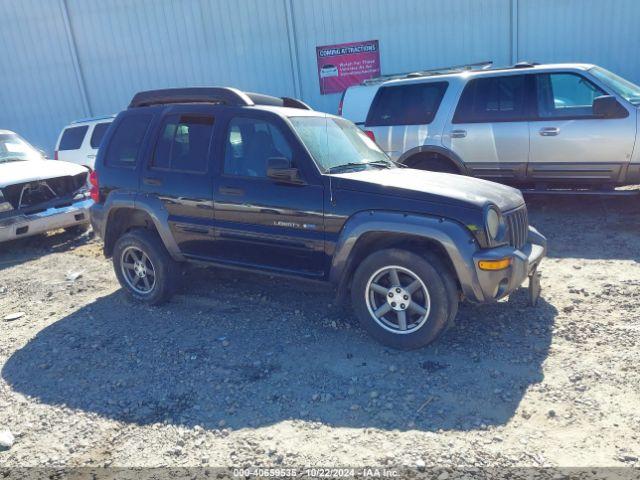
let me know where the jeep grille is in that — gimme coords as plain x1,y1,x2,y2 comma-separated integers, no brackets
504,205,528,250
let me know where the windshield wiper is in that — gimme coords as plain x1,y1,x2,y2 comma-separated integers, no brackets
327,160,393,173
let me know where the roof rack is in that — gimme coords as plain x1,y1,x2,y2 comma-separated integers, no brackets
128,87,312,110
512,61,540,68
71,114,116,124
361,60,494,85
245,93,312,110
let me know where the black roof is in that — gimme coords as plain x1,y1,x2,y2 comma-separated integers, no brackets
128,87,312,110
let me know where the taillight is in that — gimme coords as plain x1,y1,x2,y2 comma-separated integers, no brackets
364,130,376,143
54,150,58,160
89,170,100,202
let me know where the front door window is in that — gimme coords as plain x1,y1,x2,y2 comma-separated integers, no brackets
536,73,605,118
223,117,293,178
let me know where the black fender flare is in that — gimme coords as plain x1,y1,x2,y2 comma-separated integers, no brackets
101,193,185,261
398,146,469,174
329,210,483,302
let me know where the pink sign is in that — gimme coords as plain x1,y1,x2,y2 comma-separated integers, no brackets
316,40,381,95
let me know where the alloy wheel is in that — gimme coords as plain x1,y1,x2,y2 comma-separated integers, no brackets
365,265,431,334
120,246,157,295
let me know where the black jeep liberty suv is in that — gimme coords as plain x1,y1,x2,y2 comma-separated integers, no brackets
90,87,546,349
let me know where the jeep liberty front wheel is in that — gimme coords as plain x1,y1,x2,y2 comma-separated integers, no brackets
351,249,458,349
113,229,178,305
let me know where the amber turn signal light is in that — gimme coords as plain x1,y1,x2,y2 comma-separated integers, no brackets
478,258,512,271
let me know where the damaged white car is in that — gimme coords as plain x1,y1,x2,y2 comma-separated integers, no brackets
0,130,92,242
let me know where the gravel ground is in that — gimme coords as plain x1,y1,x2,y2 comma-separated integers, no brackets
0,196,639,472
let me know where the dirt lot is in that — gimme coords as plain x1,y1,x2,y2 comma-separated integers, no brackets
0,196,639,472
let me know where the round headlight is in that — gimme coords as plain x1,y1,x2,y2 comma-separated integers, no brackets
486,207,501,240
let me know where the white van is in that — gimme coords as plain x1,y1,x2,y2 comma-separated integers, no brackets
55,115,115,169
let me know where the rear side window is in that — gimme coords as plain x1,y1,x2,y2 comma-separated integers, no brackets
89,122,112,149
104,114,152,168
151,114,214,173
58,125,88,150
366,82,448,126
453,75,528,123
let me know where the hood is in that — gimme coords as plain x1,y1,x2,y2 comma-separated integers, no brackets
331,168,524,212
0,160,87,188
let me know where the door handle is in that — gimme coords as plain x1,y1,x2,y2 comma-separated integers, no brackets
450,129,467,139
539,127,560,136
219,186,244,196
143,177,163,186
87,154,96,159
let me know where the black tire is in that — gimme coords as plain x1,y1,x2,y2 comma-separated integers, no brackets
64,223,91,235
408,155,459,174
351,248,458,350
112,228,178,305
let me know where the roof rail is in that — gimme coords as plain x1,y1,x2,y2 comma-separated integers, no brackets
512,61,539,69
361,60,493,85
282,97,312,110
129,87,255,108
245,93,311,110
71,114,116,124
129,87,312,110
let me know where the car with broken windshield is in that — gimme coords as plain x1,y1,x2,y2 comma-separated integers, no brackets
0,130,91,242
90,87,546,349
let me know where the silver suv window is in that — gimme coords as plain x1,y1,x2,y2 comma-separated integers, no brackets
453,75,528,123
535,73,605,118
366,82,448,126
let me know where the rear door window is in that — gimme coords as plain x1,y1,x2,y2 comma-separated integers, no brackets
59,125,88,150
151,114,214,173
104,114,152,168
366,82,448,126
453,75,528,123
89,122,112,149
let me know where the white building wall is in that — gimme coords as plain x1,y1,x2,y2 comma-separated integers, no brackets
291,0,512,113
1,0,640,152
517,0,640,86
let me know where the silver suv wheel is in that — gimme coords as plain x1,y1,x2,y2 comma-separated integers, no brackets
365,265,431,334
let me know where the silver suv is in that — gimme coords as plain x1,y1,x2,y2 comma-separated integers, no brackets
340,62,640,188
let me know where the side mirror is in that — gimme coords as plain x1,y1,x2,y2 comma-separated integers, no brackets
593,95,628,118
266,157,304,184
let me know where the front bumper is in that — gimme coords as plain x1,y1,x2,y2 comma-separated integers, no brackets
0,197,93,243
471,226,547,302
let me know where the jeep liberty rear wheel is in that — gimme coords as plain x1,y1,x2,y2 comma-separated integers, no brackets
351,249,458,349
113,229,178,305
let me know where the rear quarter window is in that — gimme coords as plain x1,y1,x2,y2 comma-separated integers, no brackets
366,82,448,126
89,122,112,149
104,114,152,168
58,125,88,150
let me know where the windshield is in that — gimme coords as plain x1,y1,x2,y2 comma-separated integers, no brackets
288,116,393,173
0,133,42,163
590,67,640,106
